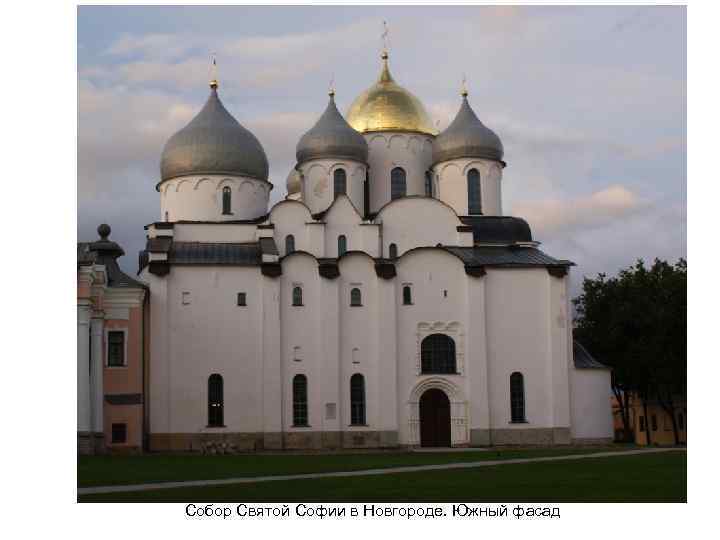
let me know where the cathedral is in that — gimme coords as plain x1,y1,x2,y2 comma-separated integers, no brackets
77,49,613,454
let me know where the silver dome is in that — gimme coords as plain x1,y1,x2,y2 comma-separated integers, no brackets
296,93,368,164
160,86,269,182
432,95,504,165
286,168,301,195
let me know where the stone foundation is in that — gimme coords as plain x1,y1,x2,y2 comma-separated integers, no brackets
149,430,400,452
78,432,107,455
484,427,572,446
571,437,613,446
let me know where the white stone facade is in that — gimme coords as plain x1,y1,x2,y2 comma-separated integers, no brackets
138,59,613,451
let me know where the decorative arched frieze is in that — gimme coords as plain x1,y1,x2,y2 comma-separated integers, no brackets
388,133,407,150
438,162,462,177
407,377,469,446
216,177,235,190
193,177,213,191
176,178,193,192
462,160,489,176
368,133,388,147
415,321,465,375
305,162,329,177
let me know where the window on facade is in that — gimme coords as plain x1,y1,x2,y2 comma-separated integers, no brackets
237,292,247,306
639,415,646,432
164,211,169,222
425,171,433,197
285,235,295,255
651,414,658,431
389,243,398,259
350,374,366,425
334,168,347,198
293,374,308,426
510,372,526,423
338,235,347,256
420,334,457,374
107,331,125,367
678,412,684,430
467,168,482,215
292,286,303,306
350,287,362,306
391,167,406,200
402,285,412,305
208,374,224,427
182,291,191,305
222,186,232,215
111,423,127,444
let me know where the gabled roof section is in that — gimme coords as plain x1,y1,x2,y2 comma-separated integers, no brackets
81,226,147,289
573,341,610,369
312,194,364,223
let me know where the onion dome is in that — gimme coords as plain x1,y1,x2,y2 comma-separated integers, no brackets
346,52,437,136
432,90,504,165
286,168,301,195
296,90,368,164
160,83,269,182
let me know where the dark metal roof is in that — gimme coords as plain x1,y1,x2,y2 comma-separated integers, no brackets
573,341,609,369
160,87,269,182
296,94,368,164
259,237,278,256
432,96,504,165
459,215,533,244
168,242,261,265
79,226,147,289
443,246,572,267
77,242,96,265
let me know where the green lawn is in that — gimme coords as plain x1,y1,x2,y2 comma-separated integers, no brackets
79,451,685,503
78,446,636,488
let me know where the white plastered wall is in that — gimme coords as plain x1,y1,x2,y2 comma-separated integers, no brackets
159,174,271,222
569,368,613,440
298,159,367,216
365,132,434,213
432,158,503,216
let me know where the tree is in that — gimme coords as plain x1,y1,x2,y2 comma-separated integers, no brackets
573,258,686,444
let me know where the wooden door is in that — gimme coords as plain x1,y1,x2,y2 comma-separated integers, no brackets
419,388,451,447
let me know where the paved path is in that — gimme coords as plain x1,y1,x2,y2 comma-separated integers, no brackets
78,447,682,496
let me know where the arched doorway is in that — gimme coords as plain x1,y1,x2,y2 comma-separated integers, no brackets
419,388,451,447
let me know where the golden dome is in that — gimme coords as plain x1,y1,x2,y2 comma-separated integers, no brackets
346,53,438,136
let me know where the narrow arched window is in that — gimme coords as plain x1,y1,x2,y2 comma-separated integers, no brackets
164,211,169,222
285,234,295,255
389,243,398,259
350,287,362,307
391,167,406,200
467,168,482,215
338,235,347,256
510,372,525,423
292,286,303,306
293,374,308,426
208,374,224,427
350,374,366,425
403,285,412,305
421,334,456,374
425,171,433,197
222,186,232,215
334,168,347,198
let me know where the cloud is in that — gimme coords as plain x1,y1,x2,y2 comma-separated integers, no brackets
513,185,647,236
77,5,686,287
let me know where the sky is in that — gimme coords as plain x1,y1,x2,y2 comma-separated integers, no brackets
77,5,686,298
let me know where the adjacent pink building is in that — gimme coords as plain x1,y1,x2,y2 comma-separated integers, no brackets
77,224,147,454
